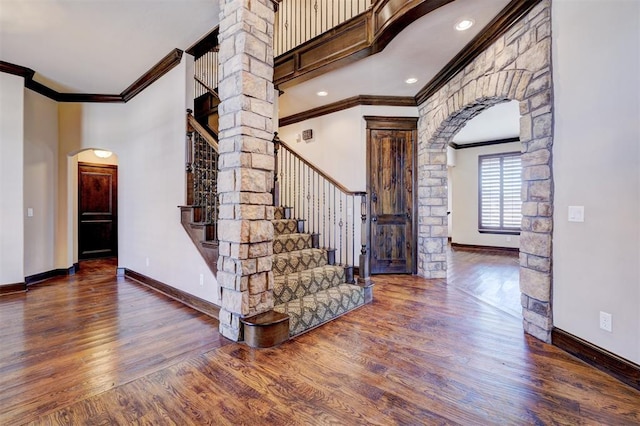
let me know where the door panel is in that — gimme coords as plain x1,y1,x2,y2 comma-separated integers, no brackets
366,117,416,274
78,163,118,259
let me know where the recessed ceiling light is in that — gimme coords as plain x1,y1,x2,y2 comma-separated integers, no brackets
317,91,328,97
405,77,418,84
455,19,474,31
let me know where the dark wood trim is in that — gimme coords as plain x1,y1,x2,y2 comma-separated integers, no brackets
553,328,640,391
124,268,220,319
121,48,183,102
415,0,542,105
1,49,183,103
370,0,454,54
280,95,416,127
25,264,79,286
449,137,520,150
364,115,419,130
0,61,35,79
0,282,27,295
450,242,519,254
186,28,219,59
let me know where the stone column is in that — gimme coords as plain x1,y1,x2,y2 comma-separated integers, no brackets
216,0,276,341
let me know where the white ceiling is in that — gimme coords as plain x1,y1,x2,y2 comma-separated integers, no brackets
452,100,520,144
0,0,219,93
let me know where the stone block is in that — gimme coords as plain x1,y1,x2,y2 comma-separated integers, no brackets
531,217,553,233
218,220,250,243
516,38,550,72
239,168,268,192
249,220,273,243
235,204,265,220
521,149,550,166
519,267,551,302
523,165,551,181
523,320,551,343
240,258,257,275
256,255,272,273
251,153,274,171
533,112,552,138
248,241,273,257
524,309,552,330
521,202,538,217
520,231,551,257
248,272,269,294
528,180,551,202
520,114,532,142
221,288,249,315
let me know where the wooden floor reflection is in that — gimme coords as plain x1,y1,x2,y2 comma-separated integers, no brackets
1,259,638,424
447,245,521,318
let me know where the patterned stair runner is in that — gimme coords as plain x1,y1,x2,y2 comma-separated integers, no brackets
272,207,365,337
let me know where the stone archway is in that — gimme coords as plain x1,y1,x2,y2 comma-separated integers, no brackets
416,0,553,342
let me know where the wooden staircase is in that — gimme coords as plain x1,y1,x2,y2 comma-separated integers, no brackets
179,205,218,276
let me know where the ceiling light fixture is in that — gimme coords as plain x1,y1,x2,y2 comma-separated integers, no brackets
405,77,418,84
317,91,328,97
455,19,474,31
94,149,113,159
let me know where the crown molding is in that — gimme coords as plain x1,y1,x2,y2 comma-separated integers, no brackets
121,48,183,102
415,0,542,105
0,48,183,103
279,95,416,127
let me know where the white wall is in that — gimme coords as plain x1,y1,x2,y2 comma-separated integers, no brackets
278,105,418,192
0,73,25,285
23,90,59,277
450,142,521,248
57,58,219,304
552,0,640,364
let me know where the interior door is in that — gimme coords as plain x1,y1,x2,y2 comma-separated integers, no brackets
78,163,118,259
366,117,417,274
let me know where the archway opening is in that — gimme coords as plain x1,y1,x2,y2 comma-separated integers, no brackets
446,100,522,319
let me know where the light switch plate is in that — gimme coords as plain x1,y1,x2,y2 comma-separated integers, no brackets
568,205,584,222
27,208,34,217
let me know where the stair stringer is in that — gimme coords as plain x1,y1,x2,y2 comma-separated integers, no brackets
179,206,218,276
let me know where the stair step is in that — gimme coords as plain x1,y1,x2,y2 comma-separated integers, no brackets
273,219,300,236
273,233,313,254
273,248,327,276
273,284,365,337
274,206,292,220
273,265,346,305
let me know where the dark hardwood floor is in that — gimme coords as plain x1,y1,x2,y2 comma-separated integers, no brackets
447,245,521,318
1,258,638,424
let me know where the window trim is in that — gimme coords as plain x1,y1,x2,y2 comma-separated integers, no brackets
477,151,522,235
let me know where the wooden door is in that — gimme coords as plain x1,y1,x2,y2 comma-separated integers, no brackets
366,117,417,274
78,163,118,259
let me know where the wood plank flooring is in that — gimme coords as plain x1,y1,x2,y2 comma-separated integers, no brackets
1,258,638,424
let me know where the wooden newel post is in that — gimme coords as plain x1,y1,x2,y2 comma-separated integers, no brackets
186,109,195,205
359,193,373,301
272,132,281,207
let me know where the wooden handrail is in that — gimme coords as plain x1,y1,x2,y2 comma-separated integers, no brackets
194,75,220,102
276,136,365,196
188,114,218,152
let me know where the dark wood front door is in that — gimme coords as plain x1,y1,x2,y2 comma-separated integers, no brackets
366,117,417,274
78,163,118,259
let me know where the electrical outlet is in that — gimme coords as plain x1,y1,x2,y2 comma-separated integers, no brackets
145,257,149,267
199,274,204,287
599,311,612,332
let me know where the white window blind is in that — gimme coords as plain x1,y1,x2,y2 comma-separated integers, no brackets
479,152,522,233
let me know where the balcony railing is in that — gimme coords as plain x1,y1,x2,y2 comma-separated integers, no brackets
274,0,372,56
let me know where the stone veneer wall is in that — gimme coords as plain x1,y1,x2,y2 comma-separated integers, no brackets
216,0,276,341
417,0,554,342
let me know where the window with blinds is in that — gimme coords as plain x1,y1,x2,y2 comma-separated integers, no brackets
478,152,522,233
